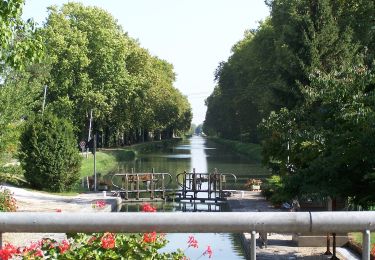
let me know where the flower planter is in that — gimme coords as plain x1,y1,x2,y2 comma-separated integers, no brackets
251,185,260,191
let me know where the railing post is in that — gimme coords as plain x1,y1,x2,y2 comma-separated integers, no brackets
0,232,2,249
208,172,211,199
125,173,129,200
136,173,140,200
331,233,339,260
151,168,155,199
362,230,370,260
182,171,186,199
193,168,198,200
251,230,256,260
324,233,332,255
161,173,165,199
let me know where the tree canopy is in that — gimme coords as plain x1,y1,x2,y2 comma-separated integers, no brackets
204,0,375,206
0,2,192,188
42,3,191,146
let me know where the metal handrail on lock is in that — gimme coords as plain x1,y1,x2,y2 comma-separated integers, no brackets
0,212,373,260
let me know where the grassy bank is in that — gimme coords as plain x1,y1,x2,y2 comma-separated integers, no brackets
350,232,375,247
79,139,179,177
79,149,135,178
208,137,263,162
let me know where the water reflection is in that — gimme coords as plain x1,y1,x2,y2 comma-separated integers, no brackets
111,136,272,259
120,200,245,259
189,136,208,172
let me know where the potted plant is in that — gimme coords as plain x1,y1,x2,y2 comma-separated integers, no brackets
244,179,262,191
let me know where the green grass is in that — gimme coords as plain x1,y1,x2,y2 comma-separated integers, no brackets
79,151,118,178
79,149,136,178
350,232,375,247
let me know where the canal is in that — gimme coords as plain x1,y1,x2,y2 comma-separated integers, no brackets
114,136,269,259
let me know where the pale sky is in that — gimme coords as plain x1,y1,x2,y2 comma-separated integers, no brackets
22,0,270,125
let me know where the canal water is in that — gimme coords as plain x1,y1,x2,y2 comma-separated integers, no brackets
115,136,268,259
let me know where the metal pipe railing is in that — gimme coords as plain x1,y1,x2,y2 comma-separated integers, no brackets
0,212,373,259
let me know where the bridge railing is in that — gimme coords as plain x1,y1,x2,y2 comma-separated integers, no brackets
176,170,237,201
110,172,173,199
0,212,374,260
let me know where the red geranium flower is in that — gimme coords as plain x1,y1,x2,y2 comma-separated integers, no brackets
143,231,157,243
58,239,70,254
0,244,18,260
141,203,157,212
101,233,116,249
96,200,106,208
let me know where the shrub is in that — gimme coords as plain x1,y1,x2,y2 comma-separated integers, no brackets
261,175,290,206
0,233,185,260
18,113,81,192
0,187,17,212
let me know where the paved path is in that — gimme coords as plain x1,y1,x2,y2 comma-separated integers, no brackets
227,191,360,260
2,185,121,247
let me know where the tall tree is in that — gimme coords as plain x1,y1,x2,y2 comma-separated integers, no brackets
0,0,42,70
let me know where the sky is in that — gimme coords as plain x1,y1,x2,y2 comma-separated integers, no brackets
22,0,270,125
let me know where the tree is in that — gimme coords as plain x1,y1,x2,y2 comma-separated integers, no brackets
205,0,361,142
42,3,191,145
0,65,47,162
0,0,43,70
19,113,82,192
260,64,375,206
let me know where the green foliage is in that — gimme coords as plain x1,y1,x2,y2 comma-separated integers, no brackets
204,0,375,205
0,64,47,161
0,233,185,259
204,0,372,142
0,186,17,212
260,65,375,206
42,3,191,145
0,0,43,70
261,175,289,205
79,150,135,178
19,113,82,192
0,165,25,186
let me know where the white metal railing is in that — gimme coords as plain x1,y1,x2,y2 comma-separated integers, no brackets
0,212,374,259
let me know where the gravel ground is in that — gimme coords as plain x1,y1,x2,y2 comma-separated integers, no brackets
227,191,360,260
2,185,120,247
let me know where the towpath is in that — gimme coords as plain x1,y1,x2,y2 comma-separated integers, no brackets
227,190,360,260
2,185,120,247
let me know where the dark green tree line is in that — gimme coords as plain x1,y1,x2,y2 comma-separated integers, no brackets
204,0,375,206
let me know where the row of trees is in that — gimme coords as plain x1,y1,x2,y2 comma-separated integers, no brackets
1,1,191,158
0,1,192,191
204,0,375,206
42,3,191,146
